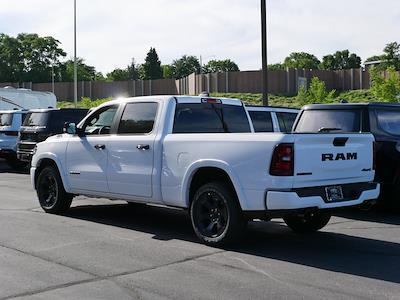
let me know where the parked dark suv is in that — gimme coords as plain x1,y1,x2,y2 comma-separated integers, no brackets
17,108,88,163
293,102,400,208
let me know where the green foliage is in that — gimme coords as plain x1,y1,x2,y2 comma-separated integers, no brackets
106,68,130,81
0,33,66,82
202,59,239,73
162,65,173,79
142,48,163,80
268,63,285,71
283,52,320,69
321,50,361,70
307,77,336,102
170,55,201,79
370,67,400,102
60,58,97,82
296,86,308,105
58,97,112,108
211,90,374,109
365,41,400,70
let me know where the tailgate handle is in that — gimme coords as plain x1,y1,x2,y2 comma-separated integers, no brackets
333,137,348,147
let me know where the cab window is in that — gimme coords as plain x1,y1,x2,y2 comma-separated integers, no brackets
118,102,158,134
84,105,118,135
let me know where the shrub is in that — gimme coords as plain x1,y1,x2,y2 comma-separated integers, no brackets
307,77,336,103
370,67,400,102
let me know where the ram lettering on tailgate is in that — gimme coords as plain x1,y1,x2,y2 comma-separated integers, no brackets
322,152,358,161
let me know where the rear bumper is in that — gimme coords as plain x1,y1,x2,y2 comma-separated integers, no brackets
266,183,380,210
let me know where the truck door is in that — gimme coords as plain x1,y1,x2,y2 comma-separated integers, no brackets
66,105,118,193
107,102,158,199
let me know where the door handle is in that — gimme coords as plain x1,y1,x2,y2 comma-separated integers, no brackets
94,144,106,150
137,144,150,150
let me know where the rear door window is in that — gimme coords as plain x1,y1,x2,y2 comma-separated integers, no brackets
248,111,273,132
294,110,361,132
276,112,298,132
118,102,158,134
375,109,400,136
173,103,250,133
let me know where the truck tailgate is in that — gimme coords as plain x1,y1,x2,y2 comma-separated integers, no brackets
293,133,374,188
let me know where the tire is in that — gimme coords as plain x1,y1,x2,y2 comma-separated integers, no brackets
283,211,331,233
190,181,245,246
36,166,73,214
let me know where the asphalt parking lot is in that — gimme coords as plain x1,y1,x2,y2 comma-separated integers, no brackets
0,160,399,300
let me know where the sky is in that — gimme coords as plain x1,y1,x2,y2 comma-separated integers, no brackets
0,0,399,74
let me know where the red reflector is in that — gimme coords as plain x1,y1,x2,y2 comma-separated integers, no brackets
4,131,18,136
270,143,294,176
201,98,221,104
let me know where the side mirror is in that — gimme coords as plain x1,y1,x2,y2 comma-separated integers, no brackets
63,122,77,134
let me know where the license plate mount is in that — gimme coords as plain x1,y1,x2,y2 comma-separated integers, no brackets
325,186,344,202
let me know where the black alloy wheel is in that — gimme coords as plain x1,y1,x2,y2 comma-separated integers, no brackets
37,166,73,213
190,182,245,246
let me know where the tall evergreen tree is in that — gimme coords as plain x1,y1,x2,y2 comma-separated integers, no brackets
142,48,163,80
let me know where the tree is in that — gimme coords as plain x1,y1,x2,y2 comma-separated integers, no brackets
321,50,361,70
106,68,130,81
370,67,400,101
283,52,320,69
365,42,400,70
202,59,239,73
142,48,163,80
383,42,400,70
162,65,173,79
267,63,285,71
60,58,96,81
0,33,66,83
127,58,139,80
170,55,201,79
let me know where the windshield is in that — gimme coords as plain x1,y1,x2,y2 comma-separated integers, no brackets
295,110,361,132
0,113,13,126
376,109,400,136
23,112,49,127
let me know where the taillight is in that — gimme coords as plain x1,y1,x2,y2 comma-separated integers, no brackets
373,142,376,170
4,131,18,136
270,143,294,176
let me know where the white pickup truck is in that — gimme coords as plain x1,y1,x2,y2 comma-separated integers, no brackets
31,96,379,245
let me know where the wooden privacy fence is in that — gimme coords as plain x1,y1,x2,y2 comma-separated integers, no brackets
0,68,393,101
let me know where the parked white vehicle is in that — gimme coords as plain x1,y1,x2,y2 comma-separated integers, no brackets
246,106,299,132
0,110,28,168
31,96,379,245
0,87,56,110
0,88,57,168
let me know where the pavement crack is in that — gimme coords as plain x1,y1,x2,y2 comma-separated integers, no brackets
0,244,224,300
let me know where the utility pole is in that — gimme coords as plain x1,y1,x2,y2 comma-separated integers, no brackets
73,0,78,107
261,0,269,105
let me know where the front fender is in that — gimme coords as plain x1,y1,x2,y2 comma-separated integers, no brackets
180,159,249,210
33,152,71,193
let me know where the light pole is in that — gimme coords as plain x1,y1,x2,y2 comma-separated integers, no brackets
73,0,78,107
261,0,269,106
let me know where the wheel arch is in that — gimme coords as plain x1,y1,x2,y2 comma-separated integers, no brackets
182,160,248,210
34,155,69,192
